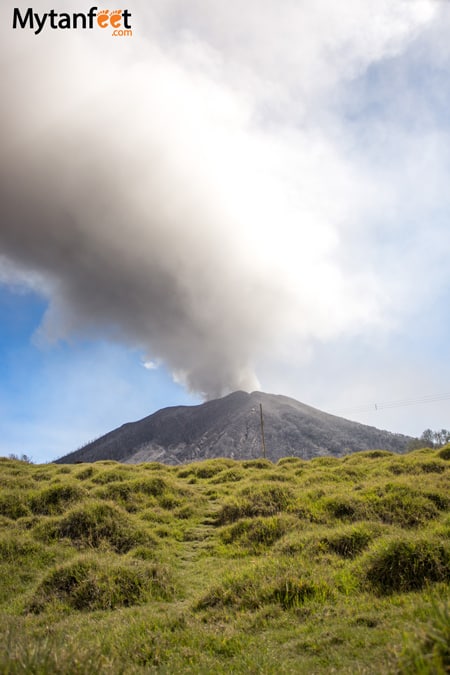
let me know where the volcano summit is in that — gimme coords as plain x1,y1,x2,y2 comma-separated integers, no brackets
56,391,412,465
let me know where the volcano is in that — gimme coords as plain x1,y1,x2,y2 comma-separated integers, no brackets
56,391,412,464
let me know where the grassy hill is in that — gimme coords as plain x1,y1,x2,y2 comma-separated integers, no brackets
0,446,449,673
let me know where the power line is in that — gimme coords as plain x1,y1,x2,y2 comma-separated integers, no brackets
332,391,450,416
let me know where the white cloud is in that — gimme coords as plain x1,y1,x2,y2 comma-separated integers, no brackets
142,360,159,370
1,0,449,412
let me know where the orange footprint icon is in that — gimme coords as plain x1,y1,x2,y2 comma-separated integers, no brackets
97,9,110,28
109,10,123,28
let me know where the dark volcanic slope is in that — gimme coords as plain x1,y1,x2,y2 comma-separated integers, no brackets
57,391,412,464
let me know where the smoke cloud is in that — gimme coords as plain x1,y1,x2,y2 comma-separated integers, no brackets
0,1,442,398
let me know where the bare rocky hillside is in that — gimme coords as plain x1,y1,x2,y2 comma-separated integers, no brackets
56,391,412,464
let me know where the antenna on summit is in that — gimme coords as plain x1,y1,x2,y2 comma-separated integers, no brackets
259,403,267,459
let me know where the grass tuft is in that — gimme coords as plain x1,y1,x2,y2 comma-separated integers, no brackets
196,560,332,612
438,444,450,461
28,556,175,612
29,484,87,515
216,484,294,524
0,492,30,519
269,575,332,609
319,523,380,559
219,515,291,553
34,501,152,552
398,599,450,674
362,536,450,594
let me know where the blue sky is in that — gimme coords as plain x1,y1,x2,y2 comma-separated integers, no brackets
0,286,200,462
1,1,450,463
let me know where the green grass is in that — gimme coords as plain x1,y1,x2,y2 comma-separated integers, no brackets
361,535,450,594
398,598,450,673
34,500,154,552
28,555,175,613
0,445,449,673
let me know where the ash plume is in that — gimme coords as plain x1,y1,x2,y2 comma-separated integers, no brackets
0,1,440,398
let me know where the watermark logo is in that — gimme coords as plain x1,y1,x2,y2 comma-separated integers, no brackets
12,7,133,36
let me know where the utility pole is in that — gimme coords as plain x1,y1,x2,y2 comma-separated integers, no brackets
259,403,267,459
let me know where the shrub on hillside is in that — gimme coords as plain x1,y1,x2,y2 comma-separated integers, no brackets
140,462,167,470
367,486,440,528
195,571,262,611
269,575,332,609
133,477,170,496
415,461,447,474
362,536,450,594
29,484,87,515
388,462,415,476
28,556,174,612
35,501,152,553
196,562,332,612
311,456,340,466
255,472,295,483
0,533,51,564
422,491,449,512
75,466,97,480
438,444,450,460
277,457,306,467
320,523,380,559
241,459,273,469
92,468,135,484
343,450,393,460
177,459,236,479
0,492,30,519
216,484,294,524
96,481,140,510
210,468,246,484
32,470,52,482
321,495,370,522
219,516,291,552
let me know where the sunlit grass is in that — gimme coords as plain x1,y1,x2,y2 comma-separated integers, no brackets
0,445,449,672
